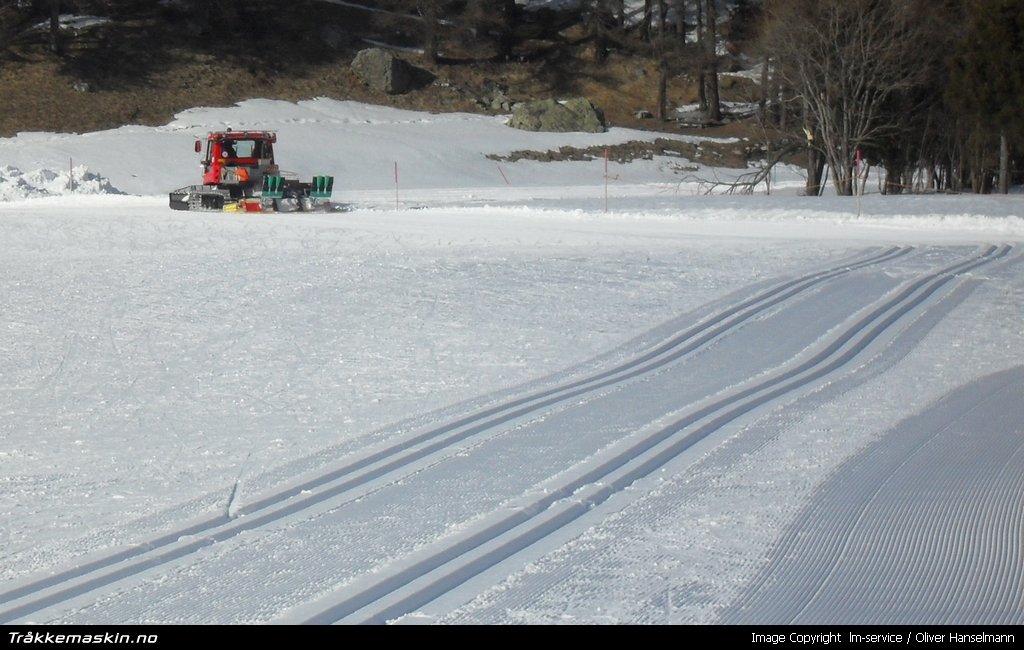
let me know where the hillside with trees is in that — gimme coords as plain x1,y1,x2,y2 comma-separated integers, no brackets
0,0,1021,194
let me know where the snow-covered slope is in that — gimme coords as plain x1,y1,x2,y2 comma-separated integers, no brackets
0,99,1021,625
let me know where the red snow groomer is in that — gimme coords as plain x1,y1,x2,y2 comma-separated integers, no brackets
169,129,334,212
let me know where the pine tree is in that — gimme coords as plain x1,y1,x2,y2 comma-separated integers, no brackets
947,0,1024,193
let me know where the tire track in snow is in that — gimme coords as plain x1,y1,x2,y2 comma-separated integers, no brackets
0,246,910,623
289,244,1012,624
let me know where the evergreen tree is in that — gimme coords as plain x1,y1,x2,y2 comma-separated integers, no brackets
947,0,1024,193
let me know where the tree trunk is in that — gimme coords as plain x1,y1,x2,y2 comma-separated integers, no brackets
831,142,854,196
759,56,769,120
696,0,706,113
806,147,825,196
656,60,668,121
970,170,985,194
949,148,966,193
640,0,653,41
702,0,721,122
419,1,439,63
777,84,788,130
835,168,853,196
998,131,1010,194
49,0,61,55
590,1,610,63
495,0,516,61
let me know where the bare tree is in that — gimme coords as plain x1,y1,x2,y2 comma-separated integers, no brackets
762,0,934,196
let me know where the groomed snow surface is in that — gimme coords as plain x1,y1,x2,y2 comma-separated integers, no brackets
1,99,1022,625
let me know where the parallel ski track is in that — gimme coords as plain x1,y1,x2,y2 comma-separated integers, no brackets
0,245,934,623
296,244,1012,624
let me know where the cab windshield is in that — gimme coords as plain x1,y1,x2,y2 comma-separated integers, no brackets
215,139,266,160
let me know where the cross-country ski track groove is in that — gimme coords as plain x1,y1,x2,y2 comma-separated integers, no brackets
0,244,1014,624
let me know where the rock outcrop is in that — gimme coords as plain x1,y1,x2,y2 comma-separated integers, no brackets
507,98,606,133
